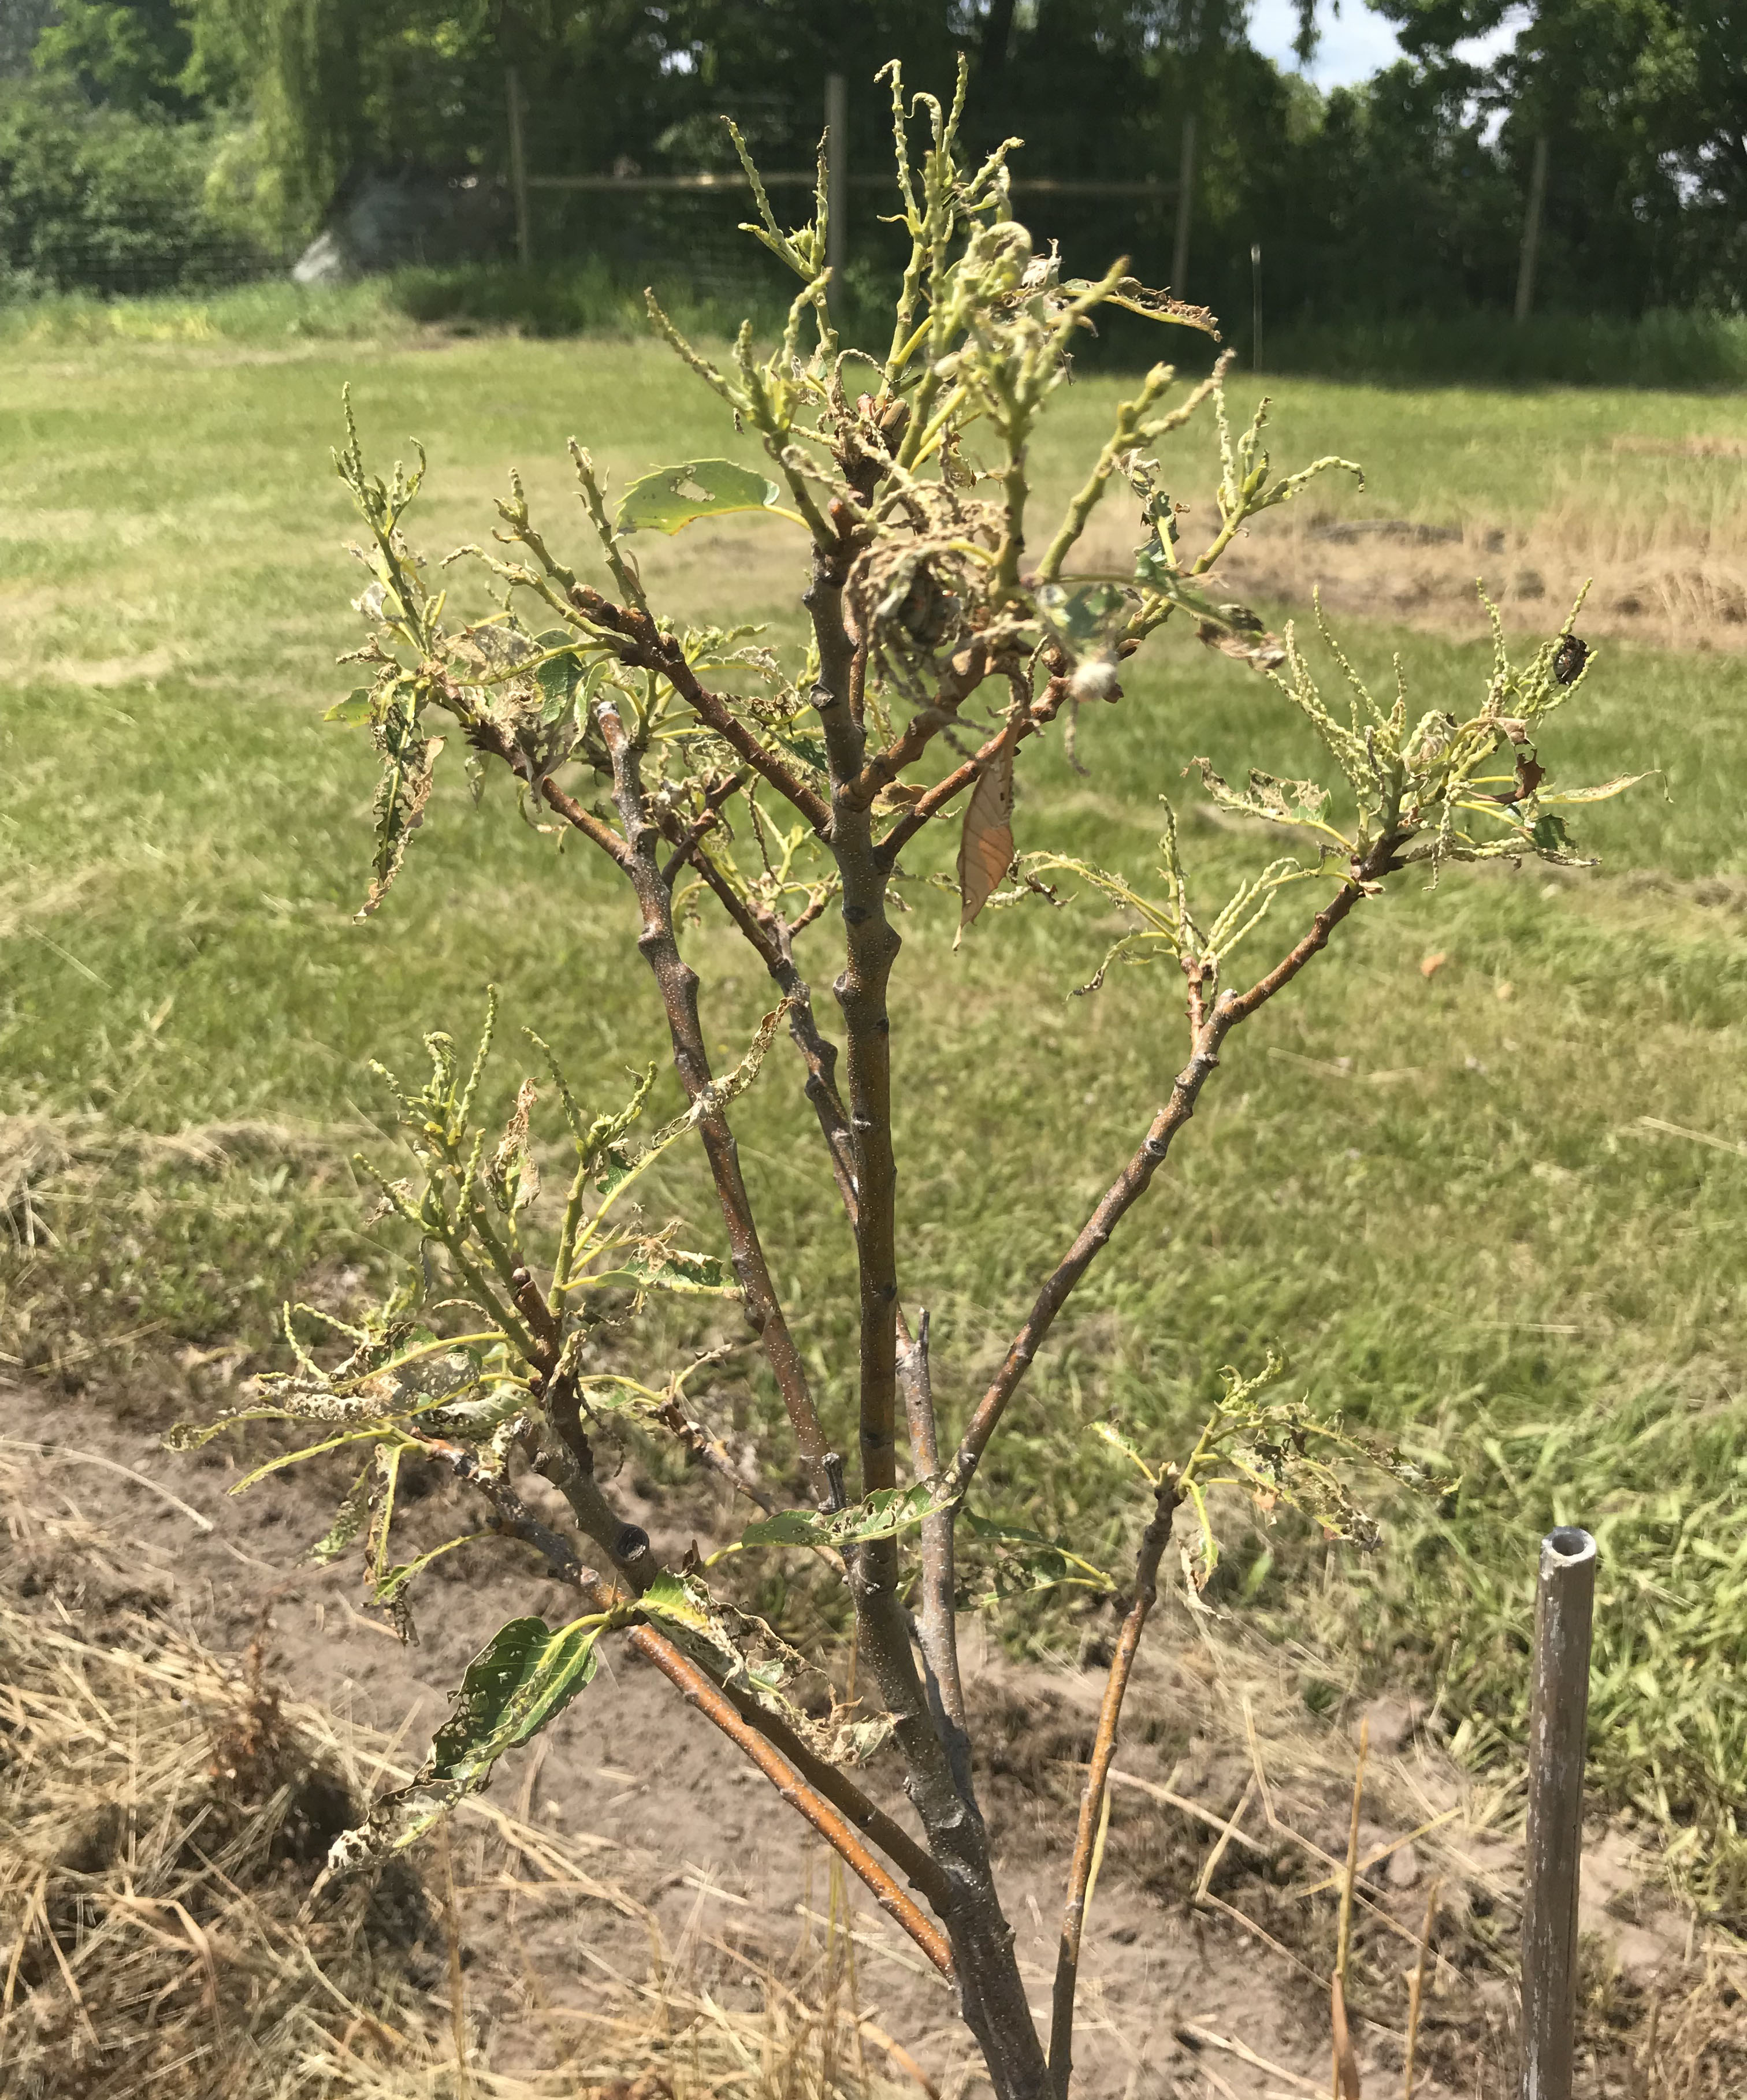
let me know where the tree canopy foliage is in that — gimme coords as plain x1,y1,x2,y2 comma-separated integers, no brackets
1,1,1741,318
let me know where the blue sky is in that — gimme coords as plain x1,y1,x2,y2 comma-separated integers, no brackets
1246,0,1528,88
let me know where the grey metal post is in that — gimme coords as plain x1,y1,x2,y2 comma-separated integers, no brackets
1515,133,1549,325
1250,243,1262,372
1521,1525,1597,2100
506,67,531,267
1171,109,1196,292
825,72,847,319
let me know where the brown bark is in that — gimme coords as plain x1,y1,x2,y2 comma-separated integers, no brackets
594,699,829,1479
808,533,1053,2100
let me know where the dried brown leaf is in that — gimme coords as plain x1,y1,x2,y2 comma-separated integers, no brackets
955,746,1014,944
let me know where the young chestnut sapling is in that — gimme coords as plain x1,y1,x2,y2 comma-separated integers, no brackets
177,57,1638,2100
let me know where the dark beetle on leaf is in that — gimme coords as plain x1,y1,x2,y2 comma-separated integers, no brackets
1553,634,1590,686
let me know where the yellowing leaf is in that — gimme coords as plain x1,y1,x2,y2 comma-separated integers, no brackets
956,745,1014,944
615,459,784,536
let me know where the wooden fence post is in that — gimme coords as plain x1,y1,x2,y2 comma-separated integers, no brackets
1172,108,1196,293
1521,1525,1597,2100
1515,133,1549,325
825,72,847,319
506,67,531,268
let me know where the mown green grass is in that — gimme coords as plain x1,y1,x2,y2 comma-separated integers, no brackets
3,327,1745,1909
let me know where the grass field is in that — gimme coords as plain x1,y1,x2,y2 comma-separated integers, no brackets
3,321,1745,1910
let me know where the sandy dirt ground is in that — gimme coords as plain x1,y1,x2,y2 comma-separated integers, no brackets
0,1378,1720,2097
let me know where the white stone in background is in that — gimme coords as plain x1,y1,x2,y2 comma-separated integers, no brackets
291,230,352,286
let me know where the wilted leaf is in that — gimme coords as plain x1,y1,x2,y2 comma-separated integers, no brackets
960,1510,1115,1602
326,1614,604,1871
373,1530,486,1607
956,745,1014,943
615,459,784,536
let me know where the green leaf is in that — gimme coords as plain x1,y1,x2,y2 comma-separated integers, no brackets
1035,580,1129,649
737,1509,827,1550
640,1570,713,1632
535,650,582,724
738,1481,942,1554
325,1614,604,1871
615,459,783,537
623,1246,731,1294
310,1462,374,1564
325,687,373,725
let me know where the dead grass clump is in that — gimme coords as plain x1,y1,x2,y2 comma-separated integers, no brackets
0,1588,438,2098
0,1456,913,2100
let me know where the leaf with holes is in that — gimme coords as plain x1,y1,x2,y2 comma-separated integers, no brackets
956,745,1015,944
615,459,785,535
325,1614,604,1870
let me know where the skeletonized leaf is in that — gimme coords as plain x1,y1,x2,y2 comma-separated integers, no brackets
359,696,443,919
1195,605,1286,673
1540,770,1653,806
615,459,783,536
639,1569,713,1632
326,1614,603,1871
956,745,1014,944
309,1462,374,1563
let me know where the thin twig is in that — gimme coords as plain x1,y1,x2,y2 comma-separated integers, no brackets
1330,1718,1369,2100
1049,1473,1182,2095
949,855,1382,1496
1175,2023,1321,2095
1402,1879,1441,2100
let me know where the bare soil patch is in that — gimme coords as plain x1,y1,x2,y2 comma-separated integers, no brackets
2,1382,1740,2097
1074,504,1747,653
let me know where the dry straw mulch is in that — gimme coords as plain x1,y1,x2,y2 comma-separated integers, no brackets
0,1455,910,2100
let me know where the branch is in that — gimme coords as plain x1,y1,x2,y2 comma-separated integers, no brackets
808,530,1054,2095
899,1310,971,1798
660,769,748,889
661,818,861,1226
627,1618,954,1975
1048,1474,1181,2094
875,668,1073,869
569,583,831,835
949,861,1380,1495
462,712,631,869
596,698,831,1480
839,641,991,813
425,1438,954,1949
